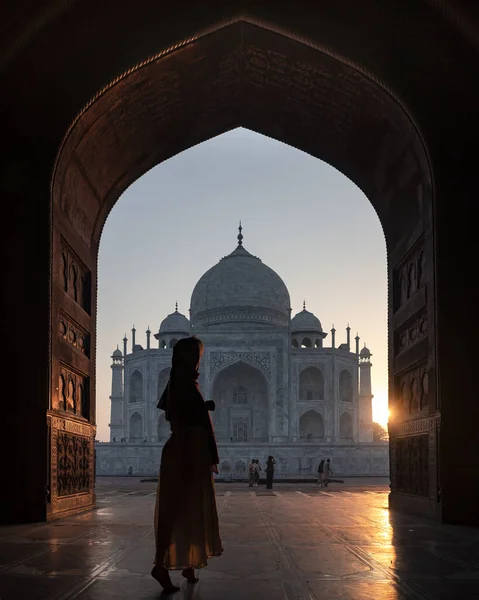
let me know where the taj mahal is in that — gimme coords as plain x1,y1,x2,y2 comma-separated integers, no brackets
95,226,389,478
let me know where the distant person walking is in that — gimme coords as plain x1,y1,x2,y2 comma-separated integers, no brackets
317,459,325,487
248,460,255,487
265,456,276,490
253,459,261,486
324,458,333,487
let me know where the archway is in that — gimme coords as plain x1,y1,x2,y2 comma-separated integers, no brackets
129,412,143,442
299,366,325,401
299,410,325,441
129,370,143,404
4,7,478,525
339,370,353,403
212,361,269,442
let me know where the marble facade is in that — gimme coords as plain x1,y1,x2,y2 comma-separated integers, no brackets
97,230,388,477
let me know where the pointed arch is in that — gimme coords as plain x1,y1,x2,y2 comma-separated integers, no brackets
129,369,143,403
299,409,324,441
299,366,324,401
157,367,170,406
129,412,143,442
339,411,354,440
339,369,353,402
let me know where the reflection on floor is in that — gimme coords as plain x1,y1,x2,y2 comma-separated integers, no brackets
1,477,479,599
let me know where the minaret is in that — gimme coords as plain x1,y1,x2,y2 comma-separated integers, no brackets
331,324,336,349
123,334,128,357
132,325,136,351
109,346,124,442
358,344,374,442
355,333,360,356
346,324,351,351
146,326,151,350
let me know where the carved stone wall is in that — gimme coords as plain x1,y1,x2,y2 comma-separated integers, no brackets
48,415,95,518
395,434,429,496
210,351,271,378
59,311,90,357
395,362,428,417
57,364,89,418
60,239,91,314
394,242,426,312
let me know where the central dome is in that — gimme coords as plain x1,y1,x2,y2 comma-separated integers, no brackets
190,229,291,329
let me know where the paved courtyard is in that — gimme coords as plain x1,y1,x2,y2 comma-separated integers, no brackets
1,477,479,599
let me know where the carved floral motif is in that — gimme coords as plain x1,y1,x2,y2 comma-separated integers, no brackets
395,434,429,496
57,432,91,496
59,312,90,357
210,351,271,377
396,311,428,354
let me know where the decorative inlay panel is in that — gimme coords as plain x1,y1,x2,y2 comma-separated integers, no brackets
58,365,89,418
59,311,90,357
395,434,429,496
394,242,426,311
57,432,91,496
395,362,428,415
194,308,288,328
395,311,428,355
60,239,91,313
210,351,271,377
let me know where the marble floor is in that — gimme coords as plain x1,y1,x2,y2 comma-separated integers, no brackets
1,477,479,599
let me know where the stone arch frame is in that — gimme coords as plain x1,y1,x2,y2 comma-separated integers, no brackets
299,365,325,401
129,412,143,441
156,367,170,406
299,409,325,441
339,411,354,440
129,369,143,404
26,12,455,522
292,338,299,349
211,358,270,442
339,369,353,403
301,337,313,348
169,338,178,348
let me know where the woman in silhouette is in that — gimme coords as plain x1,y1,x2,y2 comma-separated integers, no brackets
152,336,223,593
265,455,276,489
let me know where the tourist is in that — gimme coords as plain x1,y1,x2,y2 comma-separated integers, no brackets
253,459,261,486
265,455,276,489
317,459,325,487
248,459,255,487
152,336,223,593
324,458,333,487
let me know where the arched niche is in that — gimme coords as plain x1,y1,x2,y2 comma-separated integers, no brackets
299,410,325,441
212,360,269,442
157,368,171,406
129,412,143,442
339,370,353,403
299,366,324,401
169,338,178,348
301,337,313,349
129,370,143,403
339,412,354,440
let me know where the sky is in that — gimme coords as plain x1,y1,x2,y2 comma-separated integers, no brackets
96,127,388,441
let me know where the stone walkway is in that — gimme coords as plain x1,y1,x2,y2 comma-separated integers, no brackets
1,478,479,599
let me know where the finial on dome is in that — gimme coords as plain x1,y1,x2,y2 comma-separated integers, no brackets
303,299,306,311
175,301,178,313
237,220,243,246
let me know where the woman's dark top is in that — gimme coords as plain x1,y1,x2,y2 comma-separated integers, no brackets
158,367,219,466
266,458,275,472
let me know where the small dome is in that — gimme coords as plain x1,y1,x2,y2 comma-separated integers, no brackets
159,307,190,334
360,345,371,357
112,348,122,357
291,307,323,332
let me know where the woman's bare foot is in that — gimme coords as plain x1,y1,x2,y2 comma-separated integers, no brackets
151,566,180,593
182,567,199,583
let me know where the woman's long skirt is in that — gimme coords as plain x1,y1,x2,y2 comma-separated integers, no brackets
154,426,223,570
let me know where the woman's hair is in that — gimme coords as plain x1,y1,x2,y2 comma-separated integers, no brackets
268,455,274,461
171,336,204,371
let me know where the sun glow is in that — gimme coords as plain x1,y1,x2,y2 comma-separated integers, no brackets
372,390,389,428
